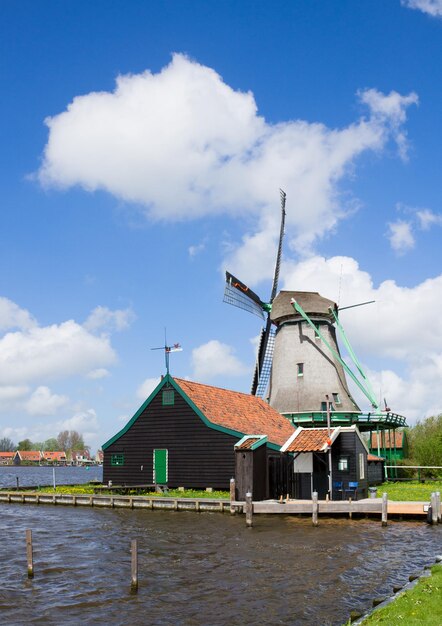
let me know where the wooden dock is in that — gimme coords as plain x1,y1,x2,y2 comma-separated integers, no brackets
0,491,439,523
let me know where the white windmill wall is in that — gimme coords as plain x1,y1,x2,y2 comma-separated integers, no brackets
268,291,360,416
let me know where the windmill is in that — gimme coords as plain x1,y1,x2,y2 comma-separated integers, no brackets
223,192,407,432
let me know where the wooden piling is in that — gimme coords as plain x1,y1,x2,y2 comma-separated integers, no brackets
229,478,236,515
131,539,138,592
382,493,388,526
312,491,318,526
435,491,441,523
26,529,34,578
430,493,438,525
245,492,253,527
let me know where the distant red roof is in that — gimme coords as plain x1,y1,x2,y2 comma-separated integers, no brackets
43,451,66,461
368,453,384,462
175,378,294,446
371,431,405,449
283,428,335,452
15,451,42,461
0,451,15,458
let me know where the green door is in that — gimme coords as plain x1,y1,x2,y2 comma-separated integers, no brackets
153,449,168,484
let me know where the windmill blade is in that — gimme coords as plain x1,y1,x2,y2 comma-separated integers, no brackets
223,271,265,320
251,325,276,397
269,189,286,303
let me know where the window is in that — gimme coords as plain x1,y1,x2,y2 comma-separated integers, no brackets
321,401,333,412
162,388,175,405
338,455,349,472
332,392,341,405
111,453,125,466
297,363,304,377
359,453,365,480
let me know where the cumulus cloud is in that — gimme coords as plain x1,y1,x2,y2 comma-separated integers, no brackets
387,219,415,254
24,386,69,416
0,385,30,402
191,339,248,380
137,377,161,400
282,255,442,420
37,54,417,283
416,208,442,230
57,409,99,443
0,297,36,331
402,0,442,17
87,368,110,380
84,305,135,333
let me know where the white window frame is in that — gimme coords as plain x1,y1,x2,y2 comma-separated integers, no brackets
359,453,365,480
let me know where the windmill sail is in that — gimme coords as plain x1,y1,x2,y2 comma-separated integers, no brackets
251,326,276,397
223,272,265,320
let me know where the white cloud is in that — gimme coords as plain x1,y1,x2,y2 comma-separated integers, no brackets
191,339,248,380
0,317,117,386
37,54,417,284
402,0,442,17
416,208,442,230
57,409,100,447
387,219,415,254
87,368,110,379
0,385,30,402
84,305,135,333
188,240,206,257
24,386,69,416
137,377,161,400
0,297,36,331
282,255,442,420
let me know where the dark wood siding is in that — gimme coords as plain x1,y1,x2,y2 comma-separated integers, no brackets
104,388,237,489
332,432,368,499
368,460,384,485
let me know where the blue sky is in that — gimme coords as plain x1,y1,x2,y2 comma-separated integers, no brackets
1,0,442,451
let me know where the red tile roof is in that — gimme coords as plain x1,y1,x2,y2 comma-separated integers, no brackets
367,453,384,461
371,431,405,449
284,427,335,452
175,378,294,446
0,452,15,458
43,451,67,461
16,451,42,461
236,437,261,450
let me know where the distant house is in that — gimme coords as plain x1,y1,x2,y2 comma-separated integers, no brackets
0,451,15,466
70,450,92,465
42,451,67,465
103,374,294,496
95,450,103,464
370,430,408,461
280,426,369,500
13,450,42,465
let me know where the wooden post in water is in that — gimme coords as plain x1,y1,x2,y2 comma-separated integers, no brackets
430,493,438,525
381,492,388,526
435,491,441,523
131,539,138,592
312,491,319,526
230,478,236,515
245,492,253,527
26,529,34,578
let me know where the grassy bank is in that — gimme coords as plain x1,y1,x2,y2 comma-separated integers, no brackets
26,485,230,499
378,481,442,501
358,564,442,625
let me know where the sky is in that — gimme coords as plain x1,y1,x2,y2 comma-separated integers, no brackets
1,0,442,452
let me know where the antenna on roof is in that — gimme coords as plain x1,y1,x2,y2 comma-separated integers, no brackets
151,328,182,376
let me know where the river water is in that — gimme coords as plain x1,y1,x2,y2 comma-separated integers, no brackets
0,466,103,488
1,499,441,626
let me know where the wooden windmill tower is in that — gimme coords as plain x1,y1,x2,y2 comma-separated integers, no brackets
224,192,406,432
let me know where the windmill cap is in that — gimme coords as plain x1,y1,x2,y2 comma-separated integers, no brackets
270,291,337,323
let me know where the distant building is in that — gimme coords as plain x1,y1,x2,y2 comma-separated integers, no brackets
70,449,92,465
370,430,408,461
0,451,15,466
95,450,103,464
42,451,67,465
13,450,42,465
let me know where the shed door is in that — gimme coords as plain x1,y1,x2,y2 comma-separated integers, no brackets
153,449,168,483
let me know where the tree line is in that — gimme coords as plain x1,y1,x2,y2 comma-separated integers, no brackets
0,430,89,456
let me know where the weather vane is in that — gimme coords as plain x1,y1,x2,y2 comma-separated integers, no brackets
151,329,182,376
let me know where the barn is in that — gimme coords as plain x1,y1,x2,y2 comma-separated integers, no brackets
102,374,294,495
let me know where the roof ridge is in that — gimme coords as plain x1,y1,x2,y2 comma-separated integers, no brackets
174,377,264,401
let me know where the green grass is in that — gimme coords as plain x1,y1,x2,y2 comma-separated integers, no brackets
378,481,442,501
358,564,442,625
24,485,230,498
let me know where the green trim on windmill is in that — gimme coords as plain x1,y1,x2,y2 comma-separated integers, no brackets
290,298,379,411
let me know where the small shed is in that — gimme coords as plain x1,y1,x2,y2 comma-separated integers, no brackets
102,374,294,493
367,453,385,485
370,430,408,461
281,426,369,500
